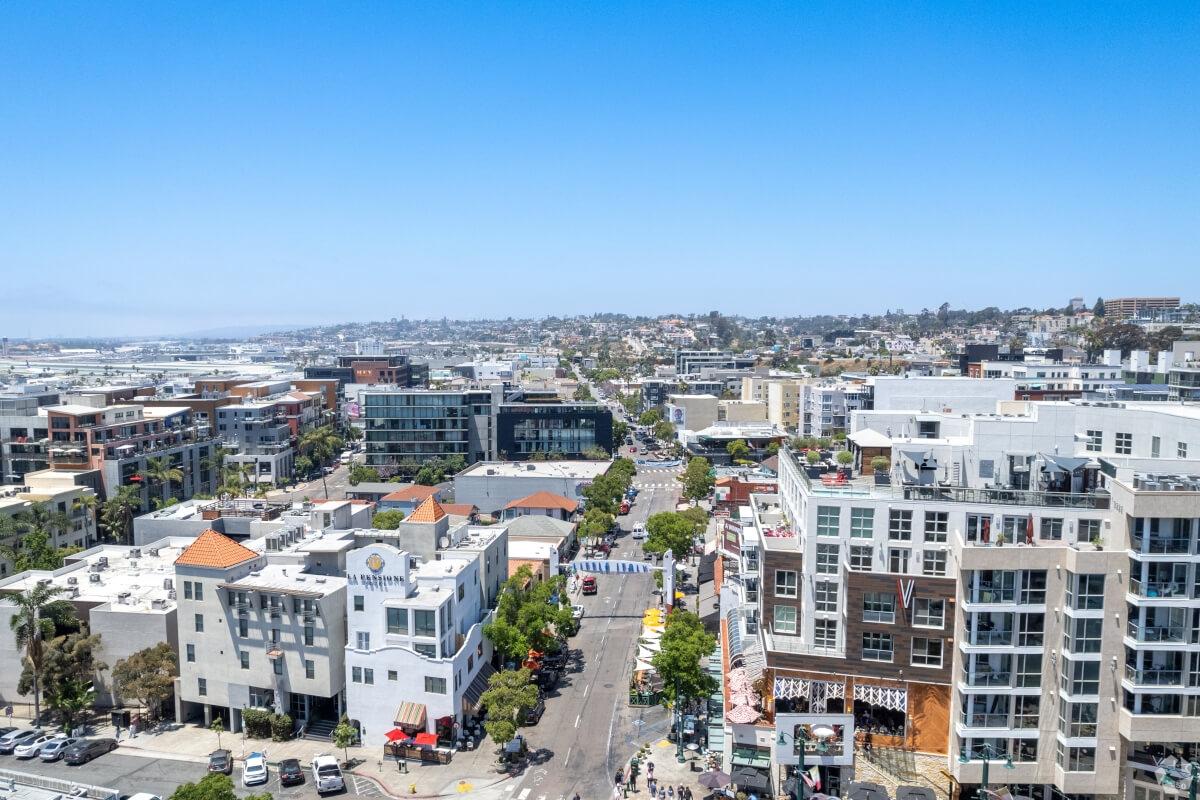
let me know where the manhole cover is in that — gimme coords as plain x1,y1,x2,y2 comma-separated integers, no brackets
604,683,615,688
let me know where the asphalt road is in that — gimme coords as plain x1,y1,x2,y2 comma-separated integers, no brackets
511,464,684,800
269,461,355,503
0,749,383,800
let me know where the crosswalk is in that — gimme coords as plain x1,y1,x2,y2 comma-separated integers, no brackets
635,482,677,489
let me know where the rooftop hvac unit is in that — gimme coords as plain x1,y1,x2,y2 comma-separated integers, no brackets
130,548,141,559
128,560,138,569
98,556,108,567
36,579,52,588
116,592,132,603
163,578,173,590
89,573,102,583
146,548,160,557
66,577,78,586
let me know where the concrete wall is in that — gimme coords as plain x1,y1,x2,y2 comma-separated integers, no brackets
89,605,178,707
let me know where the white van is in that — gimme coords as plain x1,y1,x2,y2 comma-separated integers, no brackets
339,452,352,465
631,523,647,541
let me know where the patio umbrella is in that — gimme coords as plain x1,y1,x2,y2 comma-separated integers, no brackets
635,659,657,672
726,703,760,724
897,788,935,800
846,782,890,800
698,770,732,789
384,728,408,742
731,767,770,791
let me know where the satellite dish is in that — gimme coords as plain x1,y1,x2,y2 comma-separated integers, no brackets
439,536,451,549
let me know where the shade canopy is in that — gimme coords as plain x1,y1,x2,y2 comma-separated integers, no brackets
698,771,732,789
897,787,935,800
384,728,408,742
394,701,427,729
413,732,438,747
732,766,771,791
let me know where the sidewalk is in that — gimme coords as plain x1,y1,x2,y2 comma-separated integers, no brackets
620,737,715,799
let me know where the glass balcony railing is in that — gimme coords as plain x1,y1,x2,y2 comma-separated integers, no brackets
962,670,1012,687
1127,623,1187,643
967,629,1014,646
1129,578,1189,599
1125,666,1184,686
1132,536,1194,555
961,713,1010,728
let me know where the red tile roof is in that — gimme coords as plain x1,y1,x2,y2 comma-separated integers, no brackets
381,485,441,502
175,529,259,570
408,496,447,523
504,491,578,512
439,503,477,517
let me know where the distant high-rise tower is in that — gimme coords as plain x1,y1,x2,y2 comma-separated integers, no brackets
1,337,8,358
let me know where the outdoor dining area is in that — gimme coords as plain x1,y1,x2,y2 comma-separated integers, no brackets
631,607,667,706
380,712,489,764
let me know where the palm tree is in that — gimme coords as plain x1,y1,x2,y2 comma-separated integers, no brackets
10,582,65,723
300,427,343,499
72,494,98,545
100,485,141,545
139,457,184,507
22,502,72,541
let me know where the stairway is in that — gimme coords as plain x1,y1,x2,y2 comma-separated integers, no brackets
303,718,337,741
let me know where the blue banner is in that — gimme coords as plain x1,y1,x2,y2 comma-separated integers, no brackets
575,559,654,574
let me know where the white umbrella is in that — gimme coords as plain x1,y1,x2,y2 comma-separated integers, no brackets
640,638,661,651
635,659,657,673
638,646,657,661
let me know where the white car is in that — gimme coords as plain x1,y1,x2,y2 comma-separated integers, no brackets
571,604,585,621
15,733,60,758
127,794,162,800
242,751,269,786
38,736,78,761
312,754,345,794
631,523,647,541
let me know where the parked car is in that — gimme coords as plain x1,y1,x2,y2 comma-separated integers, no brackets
536,669,560,692
581,576,597,595
208,749,233,774
242,751,269,786
312,754,346,794
0,728,16,739
571,604,585,621
0,729,43,755
62,738,118,765
631,523,647,541
38,736,78,762
524,696,546,724
127,794,162,800
279,757,305,787
15,733,60,758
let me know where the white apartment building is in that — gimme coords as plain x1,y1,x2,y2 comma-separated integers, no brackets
0,470,98,575
174,530,347,733
799,383,872,438
977,361,1125,398
344,543,494,745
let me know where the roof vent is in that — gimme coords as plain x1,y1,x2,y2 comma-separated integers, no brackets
130,548,142,559
89,573,102,584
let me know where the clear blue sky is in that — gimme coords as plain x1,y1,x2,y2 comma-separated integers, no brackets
2,2,1197,337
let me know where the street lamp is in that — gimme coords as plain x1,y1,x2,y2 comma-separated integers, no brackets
1159,759,1199,800
957,743,1014,800
777,724,836,800
675,678,686,764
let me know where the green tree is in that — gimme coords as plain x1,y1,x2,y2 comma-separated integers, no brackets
111,642,179,720
612,419,630,448
765,441,780,456
1093,297,1105,317
21,629,104,729
582,473,624,515
169,772,271,800
210,716,225,750
300,426,344,499
638,409,662,426
295,454,314,478
681,457,714,504
644,512,695,559
139,456,185,507
581,446,610,460
371,509,405,529
348,465,381,486
480,668,540,749
415,464,445,486
651,610,717,707
725,439,751,462
101,485,141,545
652,419,675,442
9,582,65,723
72,493,98,542
573,384,594,401
333,716,357,765
577,508,614,554
485,566,572,661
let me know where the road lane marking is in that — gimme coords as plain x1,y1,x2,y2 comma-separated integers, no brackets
519,789,531,800
574,714,581,728
564,747,572,766
583,683,590,697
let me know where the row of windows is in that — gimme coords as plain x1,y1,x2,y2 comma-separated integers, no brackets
186,647,316,679
814,507,949,543
1083,429,1188,459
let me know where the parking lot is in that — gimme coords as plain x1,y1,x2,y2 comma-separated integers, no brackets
0,749,384,799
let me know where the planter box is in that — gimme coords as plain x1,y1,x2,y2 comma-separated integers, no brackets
874,473,890,486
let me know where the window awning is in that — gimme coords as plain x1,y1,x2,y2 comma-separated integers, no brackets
394,701,427,729
463,663,496,708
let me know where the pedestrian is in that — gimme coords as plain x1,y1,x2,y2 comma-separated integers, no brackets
615,769,624,788
647,760,654,778
863,730,873,754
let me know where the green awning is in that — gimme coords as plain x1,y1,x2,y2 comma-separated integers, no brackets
731,753,771,769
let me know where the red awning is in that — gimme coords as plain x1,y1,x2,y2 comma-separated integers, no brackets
413,732,438,747
384,728,408,742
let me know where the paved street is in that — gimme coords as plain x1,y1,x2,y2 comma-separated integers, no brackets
268,461,354,503
509,464,683,800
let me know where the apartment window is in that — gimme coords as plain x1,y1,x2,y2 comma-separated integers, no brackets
1078,519,1101,541
1069,574,1105,610
816,506,840,537
239,651,249,670
911,637,942,667
273,657,283,675
363,668,374,685
774,570,799,598
1061,658,1100,696
774,605,797,635
863,592,896,624
1017,613,1044,647
387,670,398,681
1020,570,1047,604
356,631,370,650
913,598,945,628
816,544,839,574
1064,617,1102,653
965,513,990,542
183,581,193,600
1013,696,1040,729
814,619,837,649
862,632,893,662
194,614,204,633
305,660,315,679
353,595,364,612
1058,743,1096,772
1039,518,1063,541
1152,436,1161,458
1059,700,1098,738
352,666,362,683
387,607,409,635
888,548,910,574
1084,430,1102,452
457,583,465,601
303,625,314,646
1016,654,1042,688
849,545,873,571
924,512,948,543
1179,442,1189,459
923,550,947,576
850,508,874,538
414,609,437,637
185,644,195,662
198,678,207,697
814,581,838,612
414,643,437,658
1115,432,1133,455
425,676,447,695
194,582,203,601
888,509,913,540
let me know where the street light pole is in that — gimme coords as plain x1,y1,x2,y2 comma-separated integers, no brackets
676,678,685,764
958,743,1013,800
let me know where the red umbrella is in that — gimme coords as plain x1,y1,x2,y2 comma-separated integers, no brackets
385,728,408,742
1026,514,1034,544
413,732,438,747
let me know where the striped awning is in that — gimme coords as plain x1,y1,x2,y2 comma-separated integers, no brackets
394,701,427,729
463,663,496,708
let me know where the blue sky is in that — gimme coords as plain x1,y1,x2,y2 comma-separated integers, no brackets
1,1,1197,337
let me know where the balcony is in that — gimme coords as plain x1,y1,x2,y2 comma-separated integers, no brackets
961,713,1010,729
1132,536,1194,556
965,629,1014,647
961,669,1012,687
1125,666,1185,687
1129,578,1190,599
1127,622,1187,643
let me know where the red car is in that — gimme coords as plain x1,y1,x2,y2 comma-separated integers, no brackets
581,576,598,595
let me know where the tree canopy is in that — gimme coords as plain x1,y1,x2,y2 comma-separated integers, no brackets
371,509,405,529
644,512,696,560
651,610,717,706
112,642,179,719
638,409,662,426
170,773,271,800
480,668,540,746
681,457,714,503
483,565,573,663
